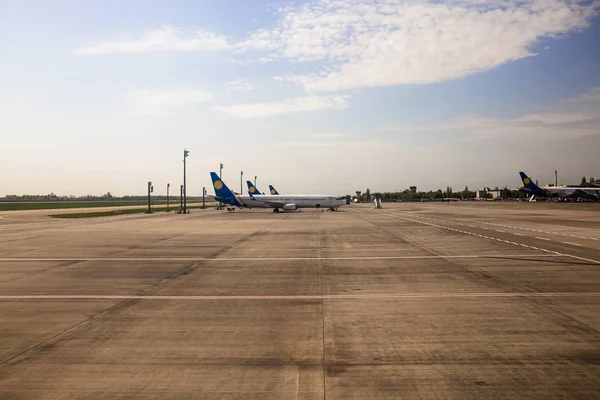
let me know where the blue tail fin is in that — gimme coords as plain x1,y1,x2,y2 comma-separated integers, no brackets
268,185,280,195
247,181,262,195
519,172,545,195
210,172,243,207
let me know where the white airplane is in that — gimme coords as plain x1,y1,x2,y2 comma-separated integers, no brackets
519,172,600,201
212,172,345,212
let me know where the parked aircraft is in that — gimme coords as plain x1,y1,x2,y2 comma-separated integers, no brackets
211,172,345,212
519,172,600,201
269,185,280,195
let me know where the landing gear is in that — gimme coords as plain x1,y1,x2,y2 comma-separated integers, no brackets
273,208,280,213
329,207,335,211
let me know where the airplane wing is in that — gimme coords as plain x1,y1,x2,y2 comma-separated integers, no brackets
249,195,287,208
572,189,600,199
260,200,288,208
546,187,599,199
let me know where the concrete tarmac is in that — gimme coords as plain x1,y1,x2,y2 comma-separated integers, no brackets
1,202,599,399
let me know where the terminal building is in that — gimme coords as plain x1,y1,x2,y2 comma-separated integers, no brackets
476,189,509,200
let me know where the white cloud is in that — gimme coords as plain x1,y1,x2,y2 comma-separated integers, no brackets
308,132,346,138
74,1,598,98
75,26,231,54
568,86,600,104
275,141,342,148
224,80,255,93
130,87,213,116
212,95,350,118
380,86,600,139
276,132,347,147
240,0,599,92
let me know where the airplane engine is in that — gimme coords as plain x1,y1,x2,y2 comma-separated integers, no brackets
282,204,298,212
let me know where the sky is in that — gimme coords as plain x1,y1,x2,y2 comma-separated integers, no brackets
1,0,600,196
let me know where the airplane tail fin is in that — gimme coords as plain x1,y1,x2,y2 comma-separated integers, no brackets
210,172,242,206
247,181,262,195
269,185,280,195
519,172,540,190
519,171,543,192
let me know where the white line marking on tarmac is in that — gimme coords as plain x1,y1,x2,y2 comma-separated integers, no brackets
380,211,600,265
0,255,566,262
563,242,583,247
1,293,600,301
514,233,525,236
424,214,600,241
566,255,600,265
535,237,550,241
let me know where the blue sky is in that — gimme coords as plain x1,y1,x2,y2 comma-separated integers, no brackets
1,0,600,196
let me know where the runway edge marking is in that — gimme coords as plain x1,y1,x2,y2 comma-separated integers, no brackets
378,211,600,265
2,293,600,301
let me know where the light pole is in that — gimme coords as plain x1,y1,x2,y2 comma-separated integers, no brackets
166,183,170,212
555,170,558,187
240,170,244,194
183,149,189,213
254,175,257,187
202,187,206,209
179,185,183,212
146,181,153,214
217,163,224,210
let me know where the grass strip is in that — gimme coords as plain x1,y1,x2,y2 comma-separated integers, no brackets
0,200,175,211
50,204,214,218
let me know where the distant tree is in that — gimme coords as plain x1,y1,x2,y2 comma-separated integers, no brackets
590,177,596,183
581,176,587,185
364,188,371,202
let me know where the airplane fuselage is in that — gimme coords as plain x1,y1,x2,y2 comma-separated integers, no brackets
217,194,344,210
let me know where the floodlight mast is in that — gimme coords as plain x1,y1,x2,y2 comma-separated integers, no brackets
183,149,189,213
167,183,170,212
179,185,183,212
146,181,153,214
